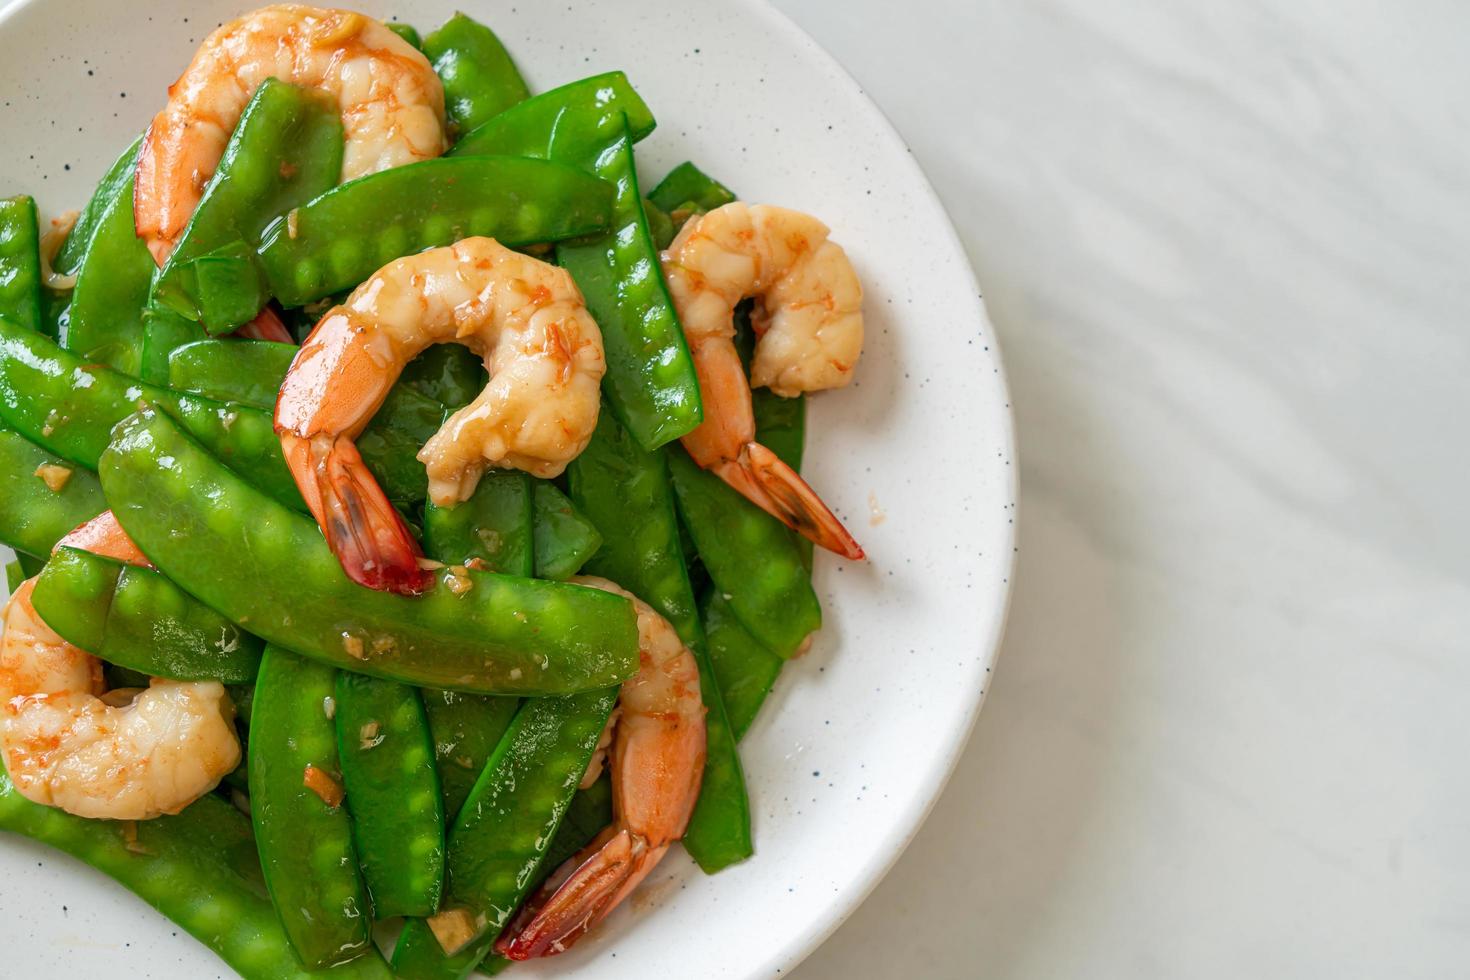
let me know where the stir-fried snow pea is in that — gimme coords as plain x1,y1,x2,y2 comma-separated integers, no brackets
702,590,784,741
399,345,486,411
31,547,262,683
422,690,518,821
41,286,69,340
385,21,422,49
5,558,24,592
448,71,656,159
52,137,141,277
140,307,207,385
334,671,445,918
0,195,43,333
101,408,640,694
668,448,821,657
153,80,343,333
0,764,395,980
0,318,300,507
356,384,448,504
568,408,751,871
648,161,736,218
425,471,533,576
0,427,104,557
532,481,601,580
66,138,154,376
643,196,675,250
391,689,618,980
424,13,529,137
169,338,296,410
257,156,615,306
250,646,373,969
15,551,44,578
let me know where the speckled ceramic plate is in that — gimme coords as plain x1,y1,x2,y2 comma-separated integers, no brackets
0,0,1014,976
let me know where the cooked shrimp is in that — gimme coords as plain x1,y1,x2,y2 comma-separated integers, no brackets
135,3,447,263
53,510,149,567
661,202,866,559
495,576,706,959
0,578,240,820
275,237,606,594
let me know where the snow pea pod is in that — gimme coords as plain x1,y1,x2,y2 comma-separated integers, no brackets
398,344,485,411
152,79,343,333
447,71,656,159
354,384,449,504
139,306,206,385
0,317,300,508
335,671,445,918
668,447,821,658
423,12,529,137
648,161,736,217
67,138,155,376
425,470,533,576
703,589,784,741
391,689,617,980
40,285,69,340
531,480,601,581
4,557,23,592
100,408,640,695
0,763,395,980
31,546,262,683
422,689,518,821
0,427,105,557
0,195,43,333
51,136,141,277
169,338,296,409
385,21,422,49
250,645,373,969
257,156,616,306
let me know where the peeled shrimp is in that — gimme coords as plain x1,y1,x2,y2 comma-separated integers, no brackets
135,3,446,262
496,576,706,959
275,237,606,594
0,577,240,820
661,202,865,559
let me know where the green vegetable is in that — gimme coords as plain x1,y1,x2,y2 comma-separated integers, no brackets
648,161,736,217
398,345,486,411
257,156,616,306
385,21,423,50
702,590,784,741
643,196,675,250
40,286,69,341
334,671,445,918
249,646,373,969
423,13,529,137
15,551,45,578
391,689,617,979
0,762,394,979
0,195,43,333
531,481,601,580
139,306,207,385
168,338,297,410
5,559,24,593
51,136,141,278
354,384,449,504
100,407,641,695
0,427,105,558
422,689,518,821
65,138,153,376
449,71,656,159
152,79,344,333
32,547,262,683
569,407,751,872
425,470,533,576
668,447,820,657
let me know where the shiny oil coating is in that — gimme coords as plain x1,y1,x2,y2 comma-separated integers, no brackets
134,3,447,261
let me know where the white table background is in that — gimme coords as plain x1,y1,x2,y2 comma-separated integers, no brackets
777,1,1470,978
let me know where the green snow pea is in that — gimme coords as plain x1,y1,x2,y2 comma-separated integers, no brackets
51,136,141,277
424,13,529,137
422,689,518,821
40,286,70,340
169,338,296,409
355,384,449,504
140,306,206,385
643,196,675,250
425,470,533,576
100,408,640,695
0,427,104,557
391,689,617,980
702,589,784,741
152,79,344,333
448,71,656,159
66,137,154,376
31,546,262,683
15,551,44,578
334,671,445,918
0,317,300,508
250,645,373,969
5,558,24,592
0,195,43,333
385,21,423,50
569,407,750,871
734,304,807,474
0,763,394,980
532,480,601,581
399,345,486,411
257,156,615,306
668,447,820,658
648,161,736,219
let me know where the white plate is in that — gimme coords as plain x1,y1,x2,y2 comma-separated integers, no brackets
0,0,1015,976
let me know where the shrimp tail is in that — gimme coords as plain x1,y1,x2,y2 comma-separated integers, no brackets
55,511,151,567
235,306,293,343
716,442,865,560
282,433,433,595
496,827,665,960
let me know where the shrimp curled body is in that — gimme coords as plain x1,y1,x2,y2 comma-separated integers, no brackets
135,3,447,262
661,202,865,559
0,579,241,820
496,577,706,959
275,237,606,595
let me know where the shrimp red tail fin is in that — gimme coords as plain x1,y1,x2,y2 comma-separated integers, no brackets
716,442,865,560
282,433,433,595
496,828,663,960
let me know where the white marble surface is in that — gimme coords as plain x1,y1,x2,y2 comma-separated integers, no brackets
776,1,1470,977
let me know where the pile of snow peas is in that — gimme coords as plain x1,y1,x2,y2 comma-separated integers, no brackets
0,11,827,978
